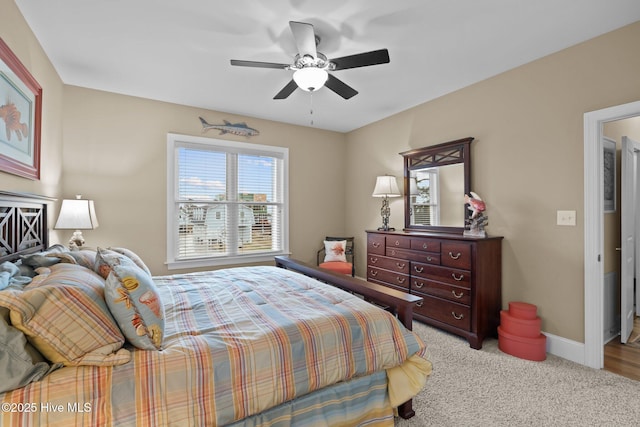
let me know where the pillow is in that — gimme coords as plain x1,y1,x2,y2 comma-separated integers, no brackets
97,249,164,350
0,263,130,366
19,244,69,269
323,240,348,262
94,248,131,279
108,247,152,276
0,306,57,393
54,249,97,270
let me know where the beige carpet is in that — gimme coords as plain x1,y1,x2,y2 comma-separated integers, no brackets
395,321,640,426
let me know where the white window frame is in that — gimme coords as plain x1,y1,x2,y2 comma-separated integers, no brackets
166,133,289,269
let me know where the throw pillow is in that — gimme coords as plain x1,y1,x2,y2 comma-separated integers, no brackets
97,248,164,351
323,240,348,262
108,247,152,276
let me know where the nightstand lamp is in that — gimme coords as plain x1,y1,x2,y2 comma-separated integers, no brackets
55,195,99,249
372,175,401,231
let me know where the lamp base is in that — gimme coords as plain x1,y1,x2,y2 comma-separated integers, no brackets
69,230,85,250
377,226,395,231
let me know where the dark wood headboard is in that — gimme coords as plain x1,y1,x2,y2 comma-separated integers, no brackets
0,191,55,263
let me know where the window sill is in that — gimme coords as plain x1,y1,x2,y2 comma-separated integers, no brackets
166,251,291,270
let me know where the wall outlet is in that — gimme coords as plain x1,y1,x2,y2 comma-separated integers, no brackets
557,210,577,226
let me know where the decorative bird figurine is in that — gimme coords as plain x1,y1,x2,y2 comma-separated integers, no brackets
465,192,486,219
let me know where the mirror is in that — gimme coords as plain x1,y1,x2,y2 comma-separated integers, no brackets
400,137,473,233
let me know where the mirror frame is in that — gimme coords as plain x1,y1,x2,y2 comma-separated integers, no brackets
400,137,473,234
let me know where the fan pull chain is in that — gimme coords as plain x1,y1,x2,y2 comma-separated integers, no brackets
309,93,314,126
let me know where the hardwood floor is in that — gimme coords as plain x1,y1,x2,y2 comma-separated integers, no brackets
604,337,640,381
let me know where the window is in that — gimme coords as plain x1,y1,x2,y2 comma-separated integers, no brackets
167,133,289,269
411,168,439,226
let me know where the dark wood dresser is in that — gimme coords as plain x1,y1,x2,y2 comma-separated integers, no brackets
366,230,503,349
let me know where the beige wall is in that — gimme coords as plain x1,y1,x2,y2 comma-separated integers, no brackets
61,86,346,275
346,21,640,342
0,0,64,213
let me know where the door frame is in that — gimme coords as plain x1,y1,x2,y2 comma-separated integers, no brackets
584,100,640,369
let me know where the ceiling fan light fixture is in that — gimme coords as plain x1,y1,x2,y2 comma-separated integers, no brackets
293,67,328,92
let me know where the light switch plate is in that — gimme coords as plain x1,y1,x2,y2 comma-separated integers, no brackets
557,210,577,226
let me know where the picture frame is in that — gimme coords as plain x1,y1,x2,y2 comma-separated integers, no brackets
0,38,42,180
602,136,616,213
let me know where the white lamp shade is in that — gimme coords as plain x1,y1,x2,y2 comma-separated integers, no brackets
372,175,401,197
293,67,328,92
55,198,99,230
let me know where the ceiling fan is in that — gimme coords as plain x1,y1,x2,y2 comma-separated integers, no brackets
230,21,390,100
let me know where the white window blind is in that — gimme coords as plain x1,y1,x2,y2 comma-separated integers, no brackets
167,133,288,269
412,168,439,226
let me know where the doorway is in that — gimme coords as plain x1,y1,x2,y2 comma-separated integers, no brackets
584,100,640,369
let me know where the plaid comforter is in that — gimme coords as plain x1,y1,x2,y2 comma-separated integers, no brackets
1,266,428,426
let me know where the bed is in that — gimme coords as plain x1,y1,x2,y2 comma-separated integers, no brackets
0,191,431,426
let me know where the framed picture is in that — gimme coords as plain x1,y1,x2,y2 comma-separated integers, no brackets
602,136,616,213
0,38,42,180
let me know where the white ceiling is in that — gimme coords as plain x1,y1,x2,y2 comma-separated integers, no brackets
15,0,640,133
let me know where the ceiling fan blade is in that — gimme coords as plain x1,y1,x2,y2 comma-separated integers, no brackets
274,80,299,100
331,49,390,70
289,21,317,59
324,74,358,99
230,59,290,69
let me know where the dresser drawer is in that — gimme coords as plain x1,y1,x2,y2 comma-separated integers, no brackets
412,262,470,287
441,242,472,270
412,278,471,305
367,267,410,290
388,247,440,265
410,238,441,253
367,234,386,255
416,295,471,331
367,255,409,273
386,235,411,249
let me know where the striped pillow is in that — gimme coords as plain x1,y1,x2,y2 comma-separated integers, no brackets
54,249,97,270
0,263,130,366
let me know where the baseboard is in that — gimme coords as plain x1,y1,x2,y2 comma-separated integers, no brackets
543,331,585,365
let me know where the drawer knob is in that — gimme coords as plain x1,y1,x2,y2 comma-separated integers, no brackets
396,262,406,269
416,301,423,307
372,242,380,248
426,256,432,262
449,251,461,260
452,290,464,299
394,240,400,246
414,281,424,289
397,276,406,284
422,243,428,249
452,273,464,281
414,266,424,273
452,312,464,320
370,257,378,264
370,270,378,277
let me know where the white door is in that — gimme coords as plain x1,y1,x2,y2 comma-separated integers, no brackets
621,136,640,343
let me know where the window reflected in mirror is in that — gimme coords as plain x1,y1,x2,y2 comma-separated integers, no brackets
409,164,465,227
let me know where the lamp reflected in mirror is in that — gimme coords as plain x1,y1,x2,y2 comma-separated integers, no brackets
372,175,401,231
